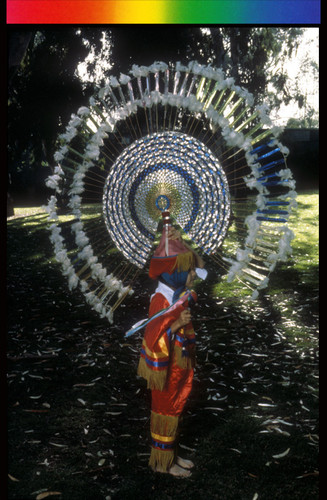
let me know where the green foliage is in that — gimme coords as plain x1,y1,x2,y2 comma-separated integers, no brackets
8,28,308,186
8,29,101,185
287,113,319,129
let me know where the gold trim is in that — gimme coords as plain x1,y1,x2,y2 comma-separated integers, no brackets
151,432,176,443
142,339,169,359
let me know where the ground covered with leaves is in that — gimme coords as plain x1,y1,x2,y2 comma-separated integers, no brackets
7,193,318,499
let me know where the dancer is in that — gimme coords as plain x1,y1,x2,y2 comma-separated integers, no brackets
137,217,206,477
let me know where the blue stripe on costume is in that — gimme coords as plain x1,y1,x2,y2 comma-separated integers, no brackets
175,334,195,345
151,439,175,450
140,348,169,369
175,334,185,344
174,333,196,358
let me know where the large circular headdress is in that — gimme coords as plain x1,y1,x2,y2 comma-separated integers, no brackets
45,61,296,323
103,130,231,267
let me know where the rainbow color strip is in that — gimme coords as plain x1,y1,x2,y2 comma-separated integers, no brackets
7,0,320,24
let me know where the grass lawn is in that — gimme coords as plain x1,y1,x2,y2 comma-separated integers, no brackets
7,191,318,499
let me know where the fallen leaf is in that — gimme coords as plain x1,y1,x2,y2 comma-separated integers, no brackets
36,492,62,499
8,474,20,482
229,448,242,454
272,448,290,459
296,471,319,479
73,383,95,387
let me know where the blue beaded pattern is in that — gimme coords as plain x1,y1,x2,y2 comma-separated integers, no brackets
103,131,231,267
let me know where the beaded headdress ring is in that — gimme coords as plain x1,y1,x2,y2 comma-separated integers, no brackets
45,61,296,324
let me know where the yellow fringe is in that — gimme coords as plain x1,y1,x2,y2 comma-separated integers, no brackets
137,357,167,391
150,411,179,437
148,447,175,471
172,251,195,273
174,345,196,369
149,412,179,471
173,327,196,369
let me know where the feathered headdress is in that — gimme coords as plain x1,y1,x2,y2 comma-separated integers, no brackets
44,60,296,324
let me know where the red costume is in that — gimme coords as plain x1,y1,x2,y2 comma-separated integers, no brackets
137,227,197,471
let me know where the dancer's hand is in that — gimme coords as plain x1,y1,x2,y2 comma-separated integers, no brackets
179,309,191,326
171,309,191,333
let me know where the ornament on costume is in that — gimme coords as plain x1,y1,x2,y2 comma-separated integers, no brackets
45,60,296,323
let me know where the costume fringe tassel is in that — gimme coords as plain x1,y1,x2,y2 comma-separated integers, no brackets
174,326,196,369
137,358,167,391
149,446,175,471
150,411,179,437
174,346,196,369
173,251,195,273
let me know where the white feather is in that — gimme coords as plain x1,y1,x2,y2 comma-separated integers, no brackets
68,271,79,290
119,73,130,84
77,106,90,116
75,231,89,247
150,61,168,73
